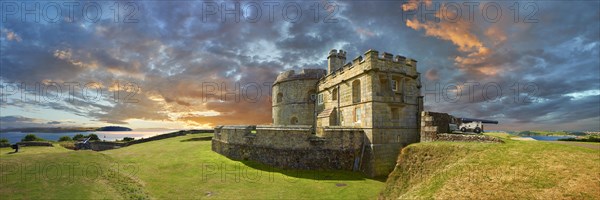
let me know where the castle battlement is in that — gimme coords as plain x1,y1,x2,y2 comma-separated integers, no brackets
320,49,419,85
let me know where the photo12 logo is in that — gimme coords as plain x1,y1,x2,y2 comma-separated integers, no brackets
1,1,140,23
200,1,339,23
402,1,539,23
0,81,140,104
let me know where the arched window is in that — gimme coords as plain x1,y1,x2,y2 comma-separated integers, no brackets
332,88,338,100
290,117,298,125
277,92,283,103
352,79,361,103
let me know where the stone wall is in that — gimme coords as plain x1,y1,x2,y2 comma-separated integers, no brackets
212,125,367,171
16,141,53,147
420,111,503,143
436,134,504,143
272,69,324,125
420,111,457,142
90,141,128,151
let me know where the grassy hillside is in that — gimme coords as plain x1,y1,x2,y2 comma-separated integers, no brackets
0,134,383,199
380,132,600,199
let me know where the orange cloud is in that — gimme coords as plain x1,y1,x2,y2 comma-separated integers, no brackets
403,0,507,77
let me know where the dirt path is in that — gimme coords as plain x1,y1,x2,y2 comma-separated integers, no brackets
545,141,600,150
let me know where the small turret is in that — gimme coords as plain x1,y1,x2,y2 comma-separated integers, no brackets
327,49,346,74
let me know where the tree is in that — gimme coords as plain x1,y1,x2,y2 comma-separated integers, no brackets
72,134,85,141
123,137,135,142
22,134,40,142
58,136,72,142
0,138,9,144
87,134,100,141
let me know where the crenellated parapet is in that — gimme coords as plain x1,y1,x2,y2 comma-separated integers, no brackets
321,49,420,85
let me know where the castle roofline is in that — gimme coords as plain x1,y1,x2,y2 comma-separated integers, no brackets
274,68,326,85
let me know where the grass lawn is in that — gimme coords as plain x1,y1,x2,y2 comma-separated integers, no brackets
381,132,600,199
1,134,384,199
0,145,128,199
3,132,599,199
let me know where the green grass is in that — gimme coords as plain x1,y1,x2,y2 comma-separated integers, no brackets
0,144,131,199
1,134,383,199
4,132,599,199
380,132,600,199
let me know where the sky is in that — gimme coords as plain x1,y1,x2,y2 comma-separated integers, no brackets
0,0,599,131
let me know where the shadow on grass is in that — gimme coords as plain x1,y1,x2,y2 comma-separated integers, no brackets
233,159,386,182
180,136,213,142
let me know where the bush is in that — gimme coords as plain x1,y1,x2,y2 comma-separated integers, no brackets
0,138,8,144
72,134,85,141
22,134,42,142
88,134,100,141
123,137,135,142
58,136,72,142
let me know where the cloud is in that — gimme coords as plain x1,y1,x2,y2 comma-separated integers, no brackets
0,1,598,131
2,28,22,42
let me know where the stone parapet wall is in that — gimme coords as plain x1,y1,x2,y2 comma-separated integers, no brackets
436,134,504,143
212,125,367,171
420,111,456,142
16,141,53,147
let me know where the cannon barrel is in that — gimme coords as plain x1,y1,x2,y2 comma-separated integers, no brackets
460,118,498,124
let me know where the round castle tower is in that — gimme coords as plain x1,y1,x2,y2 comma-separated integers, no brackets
272,69,326,125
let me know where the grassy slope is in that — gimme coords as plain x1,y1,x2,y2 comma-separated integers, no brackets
381,132,600,199
102,133,383,199
0,145,131,199
0,134,383,199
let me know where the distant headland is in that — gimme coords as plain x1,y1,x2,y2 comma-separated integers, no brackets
96,126,133,131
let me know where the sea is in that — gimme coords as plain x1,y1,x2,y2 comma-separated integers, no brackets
528,135,576,141
0,130,179,144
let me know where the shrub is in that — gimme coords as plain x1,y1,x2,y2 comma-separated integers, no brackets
88,134,100,141
72,134,85,141
0,138,8,144
123,137,135,142
58,136,72,142
22,134,42,142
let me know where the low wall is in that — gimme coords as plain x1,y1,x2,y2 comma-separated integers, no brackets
89,129,214,151
420,111,457,142
212,125,366,171
16,141,53,147
90,141,128,151
437,134,504,143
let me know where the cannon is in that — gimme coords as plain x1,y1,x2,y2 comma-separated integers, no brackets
450,118,498,134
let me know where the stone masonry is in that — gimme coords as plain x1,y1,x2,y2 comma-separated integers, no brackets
213,49,424,177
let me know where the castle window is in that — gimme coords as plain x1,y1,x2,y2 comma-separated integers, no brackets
354,107,361,123
352,79,361,103
317,93,324,105
290,117,298,125
332,88,338,100
276,92,283,103
391,80,398,91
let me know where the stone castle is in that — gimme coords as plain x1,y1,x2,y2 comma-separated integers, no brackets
213,49,423,177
